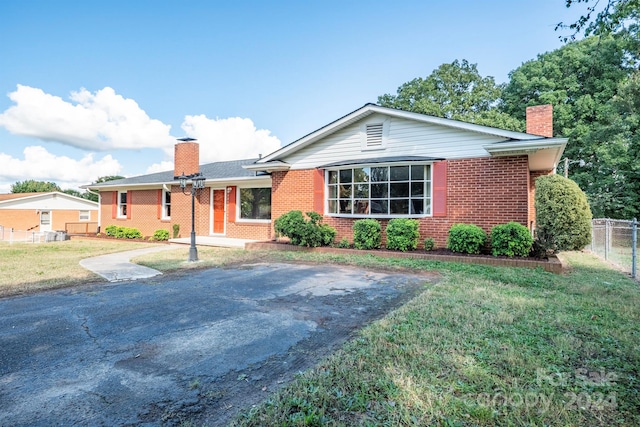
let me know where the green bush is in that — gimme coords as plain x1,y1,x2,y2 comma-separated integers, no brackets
353,219,382,250
490,222,533,257
423,237,435,251
337,237,351,249
172,223,180,238
274,210,336,247
385,219,419,251
535,175,592,252
447,223,487,254
114,226,127,239
153,229,170,241
105,225,117,237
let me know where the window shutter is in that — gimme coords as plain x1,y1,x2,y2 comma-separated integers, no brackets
313,169,324,214
157,189,162,219
227,186,236,223
111,191,117,219
126,191,132,219
432,161,448,217
366,123,383,147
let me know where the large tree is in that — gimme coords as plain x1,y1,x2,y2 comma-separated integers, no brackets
558,0,639,40
502,35,637,218
11,180,61,193
378,59,523,131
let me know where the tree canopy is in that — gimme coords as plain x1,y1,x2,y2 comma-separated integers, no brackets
378,59,523,131
11,180,62,193
558,0,640,40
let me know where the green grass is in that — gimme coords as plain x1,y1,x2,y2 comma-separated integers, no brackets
4,241,638,425
219,251,640,427
0,239,158,297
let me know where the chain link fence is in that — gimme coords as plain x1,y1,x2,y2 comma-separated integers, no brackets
0,226,68,244
591,218,638,280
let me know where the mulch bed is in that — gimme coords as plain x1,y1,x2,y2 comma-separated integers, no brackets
245,241,563,274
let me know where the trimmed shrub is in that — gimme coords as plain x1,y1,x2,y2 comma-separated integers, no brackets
114,226,127,239
337,237,351,249
105,225,117,237
490,222,533,257
447,223,487,254
353,219,382,250
386,219,419,251
535,174,592,252
172,223,180,238
423,237,435,251
153,229,170,241
274,210,336,247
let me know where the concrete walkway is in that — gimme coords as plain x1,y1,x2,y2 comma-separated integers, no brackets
80,237,259,282
79,245,178,282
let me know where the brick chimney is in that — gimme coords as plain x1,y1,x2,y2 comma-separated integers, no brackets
526,104,553,137
174,141,200,177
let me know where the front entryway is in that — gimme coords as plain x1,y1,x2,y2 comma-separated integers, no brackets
211,189,225,234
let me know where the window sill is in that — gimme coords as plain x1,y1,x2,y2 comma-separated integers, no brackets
235,219,272,224
327,214,432,219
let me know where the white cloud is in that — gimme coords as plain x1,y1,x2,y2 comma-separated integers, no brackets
180,115,281,163
0,146,122,190
0,85,174,151
146,161,174,174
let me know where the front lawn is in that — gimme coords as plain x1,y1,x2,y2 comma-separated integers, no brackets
228,251,640,426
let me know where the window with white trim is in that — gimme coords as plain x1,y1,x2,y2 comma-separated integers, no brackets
79,210,90,221
239,188,271,220
327,164,431,217
162,189,171,219
117,191,127,218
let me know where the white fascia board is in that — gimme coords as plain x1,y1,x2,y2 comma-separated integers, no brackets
258,104,540,163
84,182,175,191
483,138,568,154
242,161,291,172
86,176,271,191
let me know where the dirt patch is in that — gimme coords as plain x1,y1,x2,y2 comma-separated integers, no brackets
185,273,435,426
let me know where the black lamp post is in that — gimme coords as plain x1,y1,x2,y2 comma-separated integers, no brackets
177,171,207,262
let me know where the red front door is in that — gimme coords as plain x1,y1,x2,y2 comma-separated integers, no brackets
213,189,225,234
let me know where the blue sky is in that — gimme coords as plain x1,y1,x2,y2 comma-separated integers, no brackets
0,0,585,192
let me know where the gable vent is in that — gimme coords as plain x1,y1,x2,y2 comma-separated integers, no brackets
366,123,384,146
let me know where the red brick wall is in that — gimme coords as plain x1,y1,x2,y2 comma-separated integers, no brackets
174,142,200,177
101,189,173,237
526,105,553,137
0,209,95,232
272,156,532,249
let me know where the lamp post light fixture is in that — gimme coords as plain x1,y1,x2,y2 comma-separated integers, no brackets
562,157,586,178
177,171,207,262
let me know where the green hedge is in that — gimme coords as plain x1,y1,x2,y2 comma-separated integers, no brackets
535,175,592,252
104,225,142,239
447,223,487,254
490,222,533,257
353,219,382,250
274,210,336,247
385,219,419,251
153,229,170,241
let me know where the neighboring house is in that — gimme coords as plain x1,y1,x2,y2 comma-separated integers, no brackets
0,192,99,233
86,104,567,247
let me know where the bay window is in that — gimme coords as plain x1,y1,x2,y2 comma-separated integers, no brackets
327,164,431,217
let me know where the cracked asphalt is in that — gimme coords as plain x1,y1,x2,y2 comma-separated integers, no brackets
0,262,435,426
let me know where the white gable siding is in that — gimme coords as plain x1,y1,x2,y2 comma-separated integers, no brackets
282,113,509,169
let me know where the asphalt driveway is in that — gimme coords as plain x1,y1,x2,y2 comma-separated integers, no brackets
0,262,434,426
